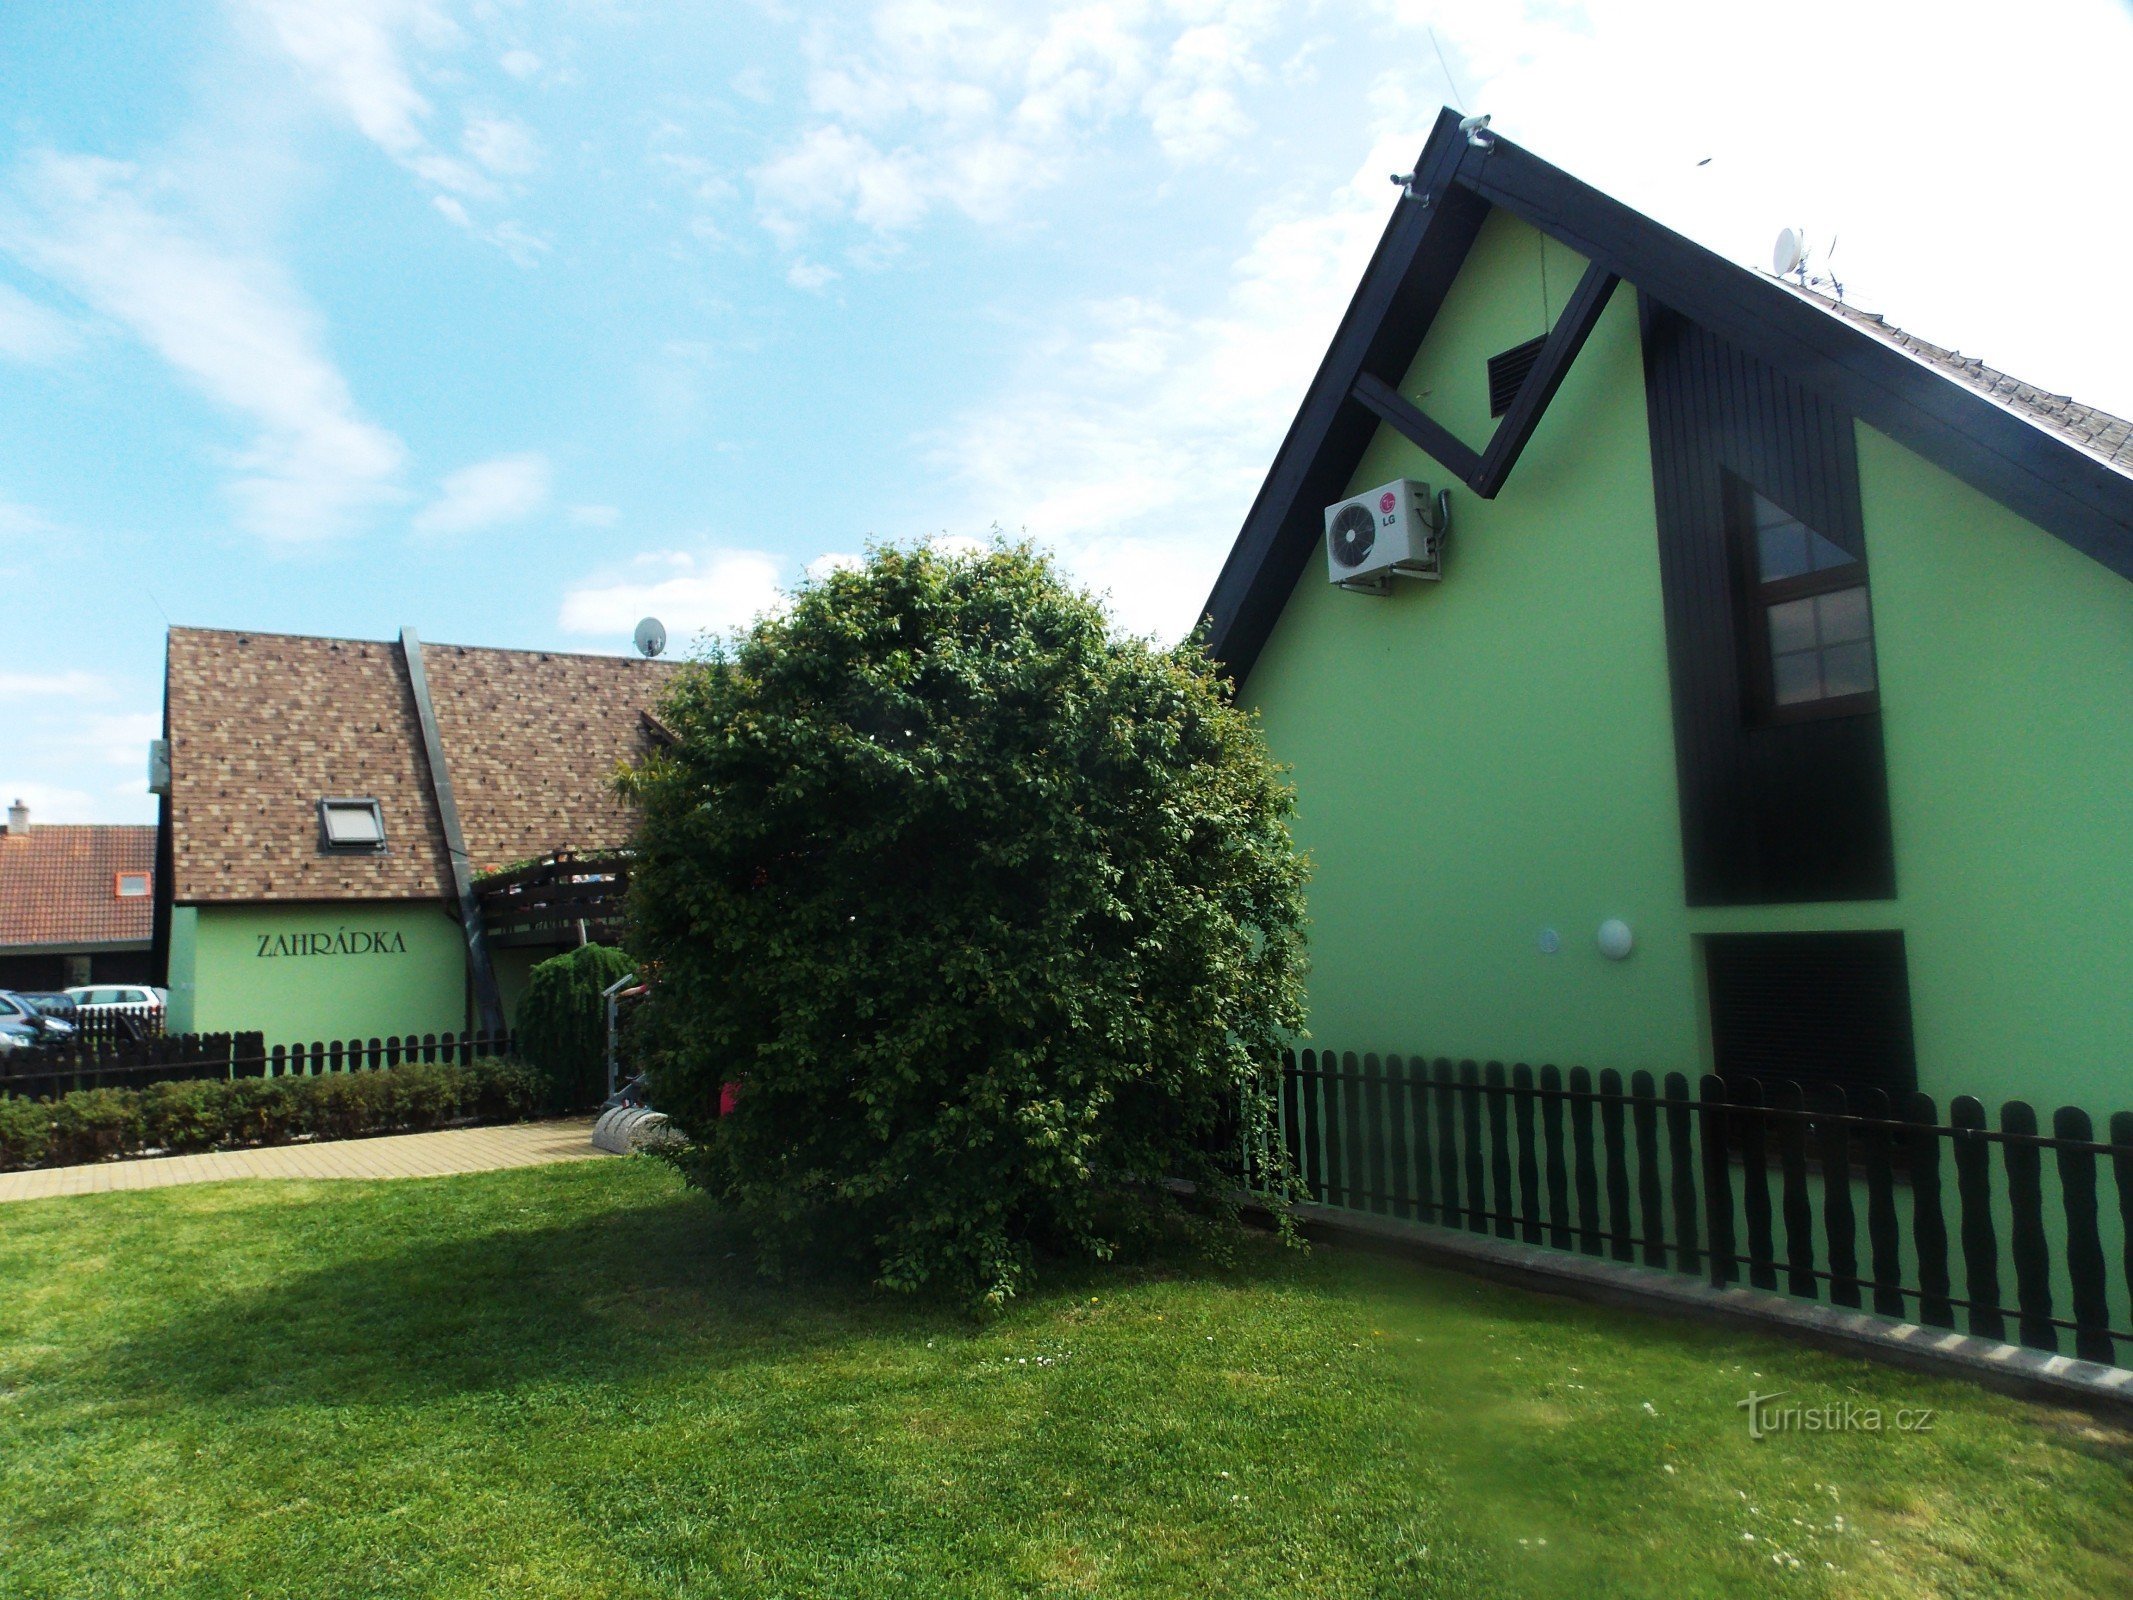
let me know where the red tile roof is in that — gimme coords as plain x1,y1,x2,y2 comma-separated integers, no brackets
0,823,156,950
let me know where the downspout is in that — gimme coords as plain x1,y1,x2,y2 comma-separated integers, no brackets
148,648,173,988
400,627,507,1035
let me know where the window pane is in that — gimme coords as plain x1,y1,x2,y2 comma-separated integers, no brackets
1756,519,1810,581
116,872,150,897
1772,651,1821,705
322,801,384,844
1816,586,1872,644
1808,529,1856,571
1822,641,1878,697
1767,596,1818,655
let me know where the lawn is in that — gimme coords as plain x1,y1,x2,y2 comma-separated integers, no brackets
2,1159,2128,1598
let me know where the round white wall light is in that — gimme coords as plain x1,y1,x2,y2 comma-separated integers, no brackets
1596,919,1635,961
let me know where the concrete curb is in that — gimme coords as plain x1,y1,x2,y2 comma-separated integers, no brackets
1270,1198,2133,1416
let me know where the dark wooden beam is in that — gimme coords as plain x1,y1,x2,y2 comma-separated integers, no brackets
1199,108,1487,680
1471,262,1619,497
1457,138,2133,579
1350,372,1484,486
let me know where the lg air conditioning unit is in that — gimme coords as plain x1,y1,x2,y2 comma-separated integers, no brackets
1324,477,1451,592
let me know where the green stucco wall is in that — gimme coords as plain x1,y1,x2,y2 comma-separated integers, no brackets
169,900,469,1047
1241,207,2133,1115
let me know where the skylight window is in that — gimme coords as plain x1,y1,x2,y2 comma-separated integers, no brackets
318,797,387,853
114,871,150,898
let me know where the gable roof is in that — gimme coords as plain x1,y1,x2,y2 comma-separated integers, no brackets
0,823,156,951
165,627,679,903
1202,109,2133,684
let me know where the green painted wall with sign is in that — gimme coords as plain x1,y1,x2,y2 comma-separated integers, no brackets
1239,207,2133,1115
167,900,468,1046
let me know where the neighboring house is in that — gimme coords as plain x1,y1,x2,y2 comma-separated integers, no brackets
1203,110,2133,1115
0,801,156,991
154,627,679,1044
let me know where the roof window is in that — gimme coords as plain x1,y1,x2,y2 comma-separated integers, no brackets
318,797,387,854
114,871,151,898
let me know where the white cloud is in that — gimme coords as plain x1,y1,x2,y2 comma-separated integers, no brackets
3,153,406,542
752,0,1283,251
413,450,552,534
559,547,788,641
786,258,839,291
0,497,59,537
246,0,486,193
0,669,156,823
243,0,549,260
803,550,864,581
0,669,112,700
0,280,81,362
463,115,540,177
568,503,621,527
931,129,1415,640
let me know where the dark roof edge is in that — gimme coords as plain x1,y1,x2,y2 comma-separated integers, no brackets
1203,115,2133,685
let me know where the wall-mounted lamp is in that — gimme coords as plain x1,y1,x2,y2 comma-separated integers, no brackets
1596,919,1635,961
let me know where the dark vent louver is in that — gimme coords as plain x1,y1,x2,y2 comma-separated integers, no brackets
1487,336,1548,417
1704,931,1917,1105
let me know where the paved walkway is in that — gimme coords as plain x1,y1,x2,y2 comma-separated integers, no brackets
0,1118,604,1205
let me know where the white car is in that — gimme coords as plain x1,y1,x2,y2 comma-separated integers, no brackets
63,984,167,1018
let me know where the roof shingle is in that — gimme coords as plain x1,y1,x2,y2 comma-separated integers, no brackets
0,823,155,949
165,627,679,904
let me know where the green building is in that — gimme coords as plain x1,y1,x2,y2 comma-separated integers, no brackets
1203,111,2133,1117
152,626,676,1046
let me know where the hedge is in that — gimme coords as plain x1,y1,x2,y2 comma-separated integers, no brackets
0,1056,545,1173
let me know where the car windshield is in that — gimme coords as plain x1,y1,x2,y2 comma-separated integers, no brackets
0,994,26,1019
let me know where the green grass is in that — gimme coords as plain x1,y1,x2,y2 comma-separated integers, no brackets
1,1160,2128,1598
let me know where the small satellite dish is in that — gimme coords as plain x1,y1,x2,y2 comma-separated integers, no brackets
633,616,667,659
1772,227,1805,277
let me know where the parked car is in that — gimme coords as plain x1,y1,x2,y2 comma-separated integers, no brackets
14,991,79,1023
63,984,166,1019
0,990,73,1049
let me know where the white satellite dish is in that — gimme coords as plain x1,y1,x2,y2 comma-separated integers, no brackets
1772,227,1805,277
633,616,667,659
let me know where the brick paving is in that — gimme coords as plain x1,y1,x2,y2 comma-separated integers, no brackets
0,1117,603,1205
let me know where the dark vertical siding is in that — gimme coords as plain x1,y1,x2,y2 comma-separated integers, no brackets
1640,297,1896,905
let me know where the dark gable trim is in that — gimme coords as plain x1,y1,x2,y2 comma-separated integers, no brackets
1204,116,2133,685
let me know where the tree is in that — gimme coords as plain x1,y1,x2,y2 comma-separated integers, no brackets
515,943,635,1109
620,542,1307,1305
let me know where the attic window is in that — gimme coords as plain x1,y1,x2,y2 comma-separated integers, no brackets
1488,335,1548,417
114,871,151,898
318,797,387,854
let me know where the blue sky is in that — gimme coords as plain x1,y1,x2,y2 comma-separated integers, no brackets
5,0,2131,823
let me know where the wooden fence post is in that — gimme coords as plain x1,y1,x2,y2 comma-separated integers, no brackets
1599,1068,1634,1263
2000,1100,2056,1353
1816,1083,1861,1309
2053,1106,2113,1366
1774,1080,1818,1300
1539,1065,1570,1249
1950,1096,2006,1342
1698,1074,1736,1288
1664,1071,1700,1277
1512,1064,1542,1245
1568,1065,1600,1256
1485,1062,1514,1239
1631,1071,1666,1270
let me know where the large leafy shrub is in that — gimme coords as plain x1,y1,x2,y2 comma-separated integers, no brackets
622,541,1308,1306
515,944,636,1108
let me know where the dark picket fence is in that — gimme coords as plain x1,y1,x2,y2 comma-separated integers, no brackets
0,1028,514,1101
66,1004,166,1044
1271,1050,2133,1368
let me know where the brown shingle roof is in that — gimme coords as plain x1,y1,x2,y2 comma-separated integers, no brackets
0,823,155,950
1779,282,2133,479
419,642,678,876
166,627,679,904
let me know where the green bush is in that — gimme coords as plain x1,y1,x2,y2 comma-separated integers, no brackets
516,944,636,1109
0,1057,546,1172
622,540,1308,1308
